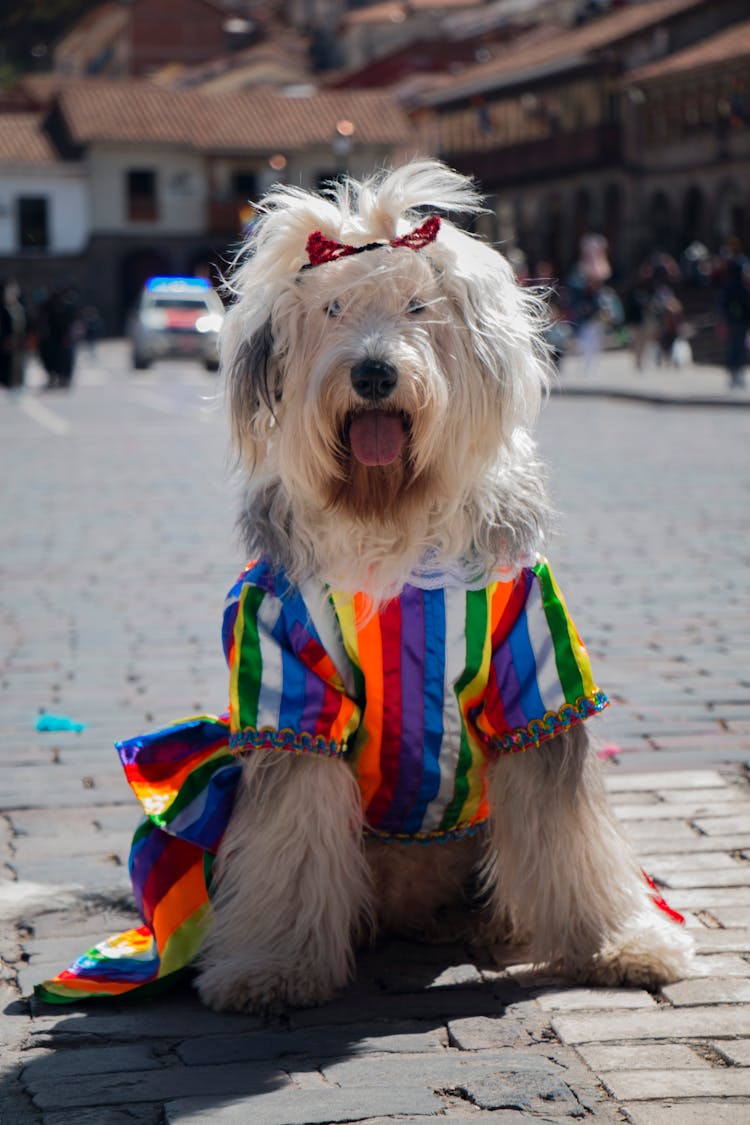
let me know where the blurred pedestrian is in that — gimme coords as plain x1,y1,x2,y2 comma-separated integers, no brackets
38,285,81,389
649,263,685,367
0,278,27,391
566,234,621,376
82,304,103,357
625,264,658,372
717,238,750,389
532,260,571,371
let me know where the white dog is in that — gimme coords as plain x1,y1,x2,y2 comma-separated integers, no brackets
194,160,691,1012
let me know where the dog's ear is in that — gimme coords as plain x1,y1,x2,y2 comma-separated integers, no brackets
431,229,550,437
222,314,281,468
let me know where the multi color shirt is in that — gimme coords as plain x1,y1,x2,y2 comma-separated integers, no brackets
223,556,608,841
36,556,609,1004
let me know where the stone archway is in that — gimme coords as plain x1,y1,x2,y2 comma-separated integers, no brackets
714,179,748,249
648,190,675,254
682,184,706,249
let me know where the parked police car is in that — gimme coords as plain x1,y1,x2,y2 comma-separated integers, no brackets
129,277,224,371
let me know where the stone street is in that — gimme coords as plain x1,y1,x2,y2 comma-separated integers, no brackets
1,343,749,1123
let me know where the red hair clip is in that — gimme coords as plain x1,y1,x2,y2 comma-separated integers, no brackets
305,215,440,268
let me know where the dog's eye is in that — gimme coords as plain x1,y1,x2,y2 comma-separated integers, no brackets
407,299,426,315
325,301,343,318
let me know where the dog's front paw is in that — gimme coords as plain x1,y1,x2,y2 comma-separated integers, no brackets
195,960,338,1014
581,925,694,989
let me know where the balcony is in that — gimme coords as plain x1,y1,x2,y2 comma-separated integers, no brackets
445,124,623,188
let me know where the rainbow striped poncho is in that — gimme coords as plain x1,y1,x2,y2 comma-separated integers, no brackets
37,556,607,1003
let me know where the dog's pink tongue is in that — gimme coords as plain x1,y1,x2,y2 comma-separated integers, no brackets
349,412,405,466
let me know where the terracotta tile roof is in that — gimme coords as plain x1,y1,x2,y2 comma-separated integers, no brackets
199,89,413,150
628,17,750,82
53,79,413,151
56,81,197,146
0,114,58,165
417,0,710,104
54,2,129,67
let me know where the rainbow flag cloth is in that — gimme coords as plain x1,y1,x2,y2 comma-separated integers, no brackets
37,556,608,1003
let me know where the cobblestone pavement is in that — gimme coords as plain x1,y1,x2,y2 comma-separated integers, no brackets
1,344,749,1123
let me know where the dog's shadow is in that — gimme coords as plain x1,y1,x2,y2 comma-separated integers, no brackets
6,938,547,1120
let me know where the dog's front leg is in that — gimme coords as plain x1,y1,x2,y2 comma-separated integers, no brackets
196,750,373,1013
481,724,693,987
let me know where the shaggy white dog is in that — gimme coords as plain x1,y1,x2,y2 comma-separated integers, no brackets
195,160,692,1013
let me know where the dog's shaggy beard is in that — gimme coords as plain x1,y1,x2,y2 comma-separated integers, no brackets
273,317,456,596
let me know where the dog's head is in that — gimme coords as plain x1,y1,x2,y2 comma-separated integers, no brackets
223,160,551,597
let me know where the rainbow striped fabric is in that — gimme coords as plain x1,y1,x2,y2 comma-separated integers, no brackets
224,556,607,841
37,556,607,1002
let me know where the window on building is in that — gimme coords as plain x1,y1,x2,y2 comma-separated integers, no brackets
127,169,158,222
18,197,49,250
233,171,257,200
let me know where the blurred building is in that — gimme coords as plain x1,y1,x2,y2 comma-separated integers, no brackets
407,0,749,276
0,79,412,331
2,0,749,337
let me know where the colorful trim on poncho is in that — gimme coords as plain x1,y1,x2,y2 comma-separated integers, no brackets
37,556,611,1003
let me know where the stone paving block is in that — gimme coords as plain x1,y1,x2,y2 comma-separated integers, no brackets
664,886,750,909
616,801,750,822
629,833,750,855
10,804,140,837
657,785,746,804
533,987,656,1012
621,1102,750,1125
42,1109,162,1125
661,977,750,1005
640,851,746,873
22,1044,161,1080
13,857,131,895
575,1043,709,1071
25,1060,292,1110
601,1067,750,1100
712,1038,750,1065
693,815,750,836
658,867,750,889
164,1086,442,1125
26,910,137,941
608,792,661,807
11,832,130,863
446,1069,583,1115
710,906,750,927
604,772,726,794
620,821,699,843
29,1002,264,1043
692,953,750,976
551,1004,750,1044
321,1050,561,1089
691,929,750,954
176,1022,447,1066
3,773,129,809
446,1015,530,1049
346,1117,556,1125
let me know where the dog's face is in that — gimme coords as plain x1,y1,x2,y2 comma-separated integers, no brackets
222,162,550,594
274,245,483,522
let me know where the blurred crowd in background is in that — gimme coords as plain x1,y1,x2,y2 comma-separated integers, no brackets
2,233,749,392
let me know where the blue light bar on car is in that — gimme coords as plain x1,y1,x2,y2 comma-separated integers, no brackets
145,276,211,291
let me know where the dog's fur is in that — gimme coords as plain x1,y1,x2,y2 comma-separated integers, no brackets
196,161,692,1012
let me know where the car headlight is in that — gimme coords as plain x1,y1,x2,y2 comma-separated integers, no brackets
195,313,223,334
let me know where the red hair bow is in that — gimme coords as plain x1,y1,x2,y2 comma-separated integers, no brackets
305,215,440,268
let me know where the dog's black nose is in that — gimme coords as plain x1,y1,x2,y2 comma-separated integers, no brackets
350,359,398,401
